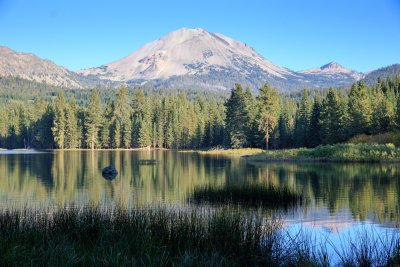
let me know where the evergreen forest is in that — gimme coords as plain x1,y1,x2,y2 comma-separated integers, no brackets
0,76,400,150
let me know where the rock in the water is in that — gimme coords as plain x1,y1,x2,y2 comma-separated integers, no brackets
102,165,118,180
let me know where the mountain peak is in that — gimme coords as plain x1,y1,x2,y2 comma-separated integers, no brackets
300,61,364,81
321,61,343,70
77,28,294,88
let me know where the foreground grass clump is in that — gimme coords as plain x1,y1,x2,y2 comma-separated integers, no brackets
0,206,282,266
191,185,303,209
0,206,399,266
247,143,400,162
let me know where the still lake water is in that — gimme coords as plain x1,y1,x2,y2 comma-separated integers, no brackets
1,150,399,258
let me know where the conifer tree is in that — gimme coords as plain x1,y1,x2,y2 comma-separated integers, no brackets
99,99,113,148
64,100,80,149
0,108,8,147
319,88,345,144
225,84,249,148
396,93,400,129
114,87,132,148
51,92,66,149
137,100,152,148
256,84,280,150
308,95,322,147
348,81,371,136
294,89,310,147
84,90,102,149
372,88,395,133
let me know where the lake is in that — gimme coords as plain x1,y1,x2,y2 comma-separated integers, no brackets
0,150,399,259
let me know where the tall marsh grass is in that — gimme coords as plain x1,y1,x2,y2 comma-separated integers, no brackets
0,206,399,266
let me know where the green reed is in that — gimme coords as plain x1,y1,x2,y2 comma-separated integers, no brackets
0,206,398,266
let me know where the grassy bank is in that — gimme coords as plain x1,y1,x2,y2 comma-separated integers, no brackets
0,206,398,266
348,132,400,147
191,185,303,209
246,143,400,163
186,148,263,157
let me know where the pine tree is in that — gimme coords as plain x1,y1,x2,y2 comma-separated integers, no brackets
84,90,102,149
100,99,113,148
132,89,145,147
256,84,280,150
225,84,249,148
0,108,8,147
348,81,372,136
294,89,310,147
372,88,395,133
244,87,259,147
137,100,152,148
114,87,132,148
308,95,322,147
64,100,79,149
396,93,400,129
319,88,346,145
51,92,66,149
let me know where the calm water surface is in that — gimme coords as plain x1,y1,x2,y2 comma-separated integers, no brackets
1,150,399,246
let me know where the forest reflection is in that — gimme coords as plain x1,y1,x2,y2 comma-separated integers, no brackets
0,151,399,224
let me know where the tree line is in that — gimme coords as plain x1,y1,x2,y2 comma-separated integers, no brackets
0,88,225,149
225,76,400,149
0,75,399,150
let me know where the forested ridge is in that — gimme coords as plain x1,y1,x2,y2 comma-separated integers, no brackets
0,76,399,150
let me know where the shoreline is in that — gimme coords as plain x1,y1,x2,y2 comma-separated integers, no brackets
244,143,400,163
2,144,400,163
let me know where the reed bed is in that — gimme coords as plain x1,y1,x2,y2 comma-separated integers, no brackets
0,206,398,266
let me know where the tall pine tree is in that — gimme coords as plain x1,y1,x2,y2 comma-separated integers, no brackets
256,84,280,150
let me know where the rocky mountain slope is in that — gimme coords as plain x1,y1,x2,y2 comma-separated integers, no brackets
78,28,305,90
362,64,400,85
1,28,398,91
0,46,84,88
0,46,118,89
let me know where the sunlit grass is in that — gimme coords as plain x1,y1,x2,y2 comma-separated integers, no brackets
246,143,400,163
348,132,400,147
192,147,263,157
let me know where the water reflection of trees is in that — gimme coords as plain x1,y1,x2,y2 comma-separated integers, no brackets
247,163,400,223
0,152,399,223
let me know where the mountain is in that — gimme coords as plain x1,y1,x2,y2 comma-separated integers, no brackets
0,46,85,88
300,61,364,87
78,28,306,91
78,28,373,91
1,28,399,91
363,64,400,85
0,46,118,89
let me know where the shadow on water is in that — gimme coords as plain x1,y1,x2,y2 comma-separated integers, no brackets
189,184,304,210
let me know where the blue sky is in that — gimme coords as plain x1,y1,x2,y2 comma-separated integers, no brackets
0,0,399,72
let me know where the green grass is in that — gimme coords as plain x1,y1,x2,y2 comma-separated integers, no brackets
0,206,398,266
191,184,303,209
246,143,400,163
348,132,400,147
192,148,264,157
